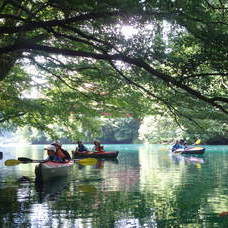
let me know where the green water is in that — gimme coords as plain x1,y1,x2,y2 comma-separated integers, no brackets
0,144,228,227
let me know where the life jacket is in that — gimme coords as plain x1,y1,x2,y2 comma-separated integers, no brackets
95,146,104,153
56,149,67,159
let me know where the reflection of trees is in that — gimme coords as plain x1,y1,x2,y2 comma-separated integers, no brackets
35,177,69,203
53,187,158,227
48,155,155,227
0,187,19,226
138,145,228,226
0,183,36,227
1,145,228,227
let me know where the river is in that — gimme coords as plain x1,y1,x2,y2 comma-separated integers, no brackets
0,144,228,227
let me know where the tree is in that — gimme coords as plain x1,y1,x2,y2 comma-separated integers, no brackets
0,0,228,137
139,114,228,144
99,118,140,143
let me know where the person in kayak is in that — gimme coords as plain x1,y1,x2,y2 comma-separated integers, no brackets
75,141,88,152
92,141,105,153
172,140,180,152
171,140,186,152
51,142,71,161
44,145,63,162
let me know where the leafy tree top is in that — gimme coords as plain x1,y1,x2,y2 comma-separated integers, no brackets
0,0,228,137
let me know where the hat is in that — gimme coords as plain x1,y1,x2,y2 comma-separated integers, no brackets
44,145,56,152
51,141,62,147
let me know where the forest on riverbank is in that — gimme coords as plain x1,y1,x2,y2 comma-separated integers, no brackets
1,0,228,145
1,116,227,145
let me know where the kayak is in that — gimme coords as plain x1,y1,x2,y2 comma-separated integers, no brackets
72,151,119,159
35,160,74,181
173,147,205,155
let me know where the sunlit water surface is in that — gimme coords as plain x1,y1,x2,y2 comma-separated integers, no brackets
0,144,228,227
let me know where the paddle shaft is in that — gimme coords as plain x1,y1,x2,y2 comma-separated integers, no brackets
5,157,97,166
18,157,92,163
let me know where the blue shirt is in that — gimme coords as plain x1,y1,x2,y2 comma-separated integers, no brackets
46,155,63,162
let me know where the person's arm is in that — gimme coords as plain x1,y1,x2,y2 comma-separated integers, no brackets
62,149,71,160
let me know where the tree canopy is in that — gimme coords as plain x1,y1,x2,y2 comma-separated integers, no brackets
0,0,228,138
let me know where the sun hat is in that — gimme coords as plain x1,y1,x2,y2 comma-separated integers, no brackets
44,145,56,152
51,141,62,147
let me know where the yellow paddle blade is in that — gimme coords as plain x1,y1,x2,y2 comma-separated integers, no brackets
76,158,97,166
194,139,201,145
5,159,21,166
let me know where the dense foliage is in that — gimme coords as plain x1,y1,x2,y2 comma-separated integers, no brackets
139,115,228,144
0,0,227,140
9,118,139,144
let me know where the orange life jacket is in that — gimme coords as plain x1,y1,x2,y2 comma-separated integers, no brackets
95,146,104,153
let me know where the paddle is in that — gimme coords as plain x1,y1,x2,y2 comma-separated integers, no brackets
18,157,44,163
5,159,23,166
194,138,201,145
75,158,97,165
18,157,97,165
5,157,97,166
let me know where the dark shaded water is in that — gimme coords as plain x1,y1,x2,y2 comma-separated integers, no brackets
0,144,228,227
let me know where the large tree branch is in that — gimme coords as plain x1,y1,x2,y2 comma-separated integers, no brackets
1,43,228,113
0,11,121,34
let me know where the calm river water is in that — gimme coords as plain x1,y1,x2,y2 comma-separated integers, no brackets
0,144,228,227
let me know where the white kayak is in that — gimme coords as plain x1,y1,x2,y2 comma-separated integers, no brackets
173,147,205,154
35,160,74,181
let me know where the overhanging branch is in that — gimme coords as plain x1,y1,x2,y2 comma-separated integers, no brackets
1,43,228,114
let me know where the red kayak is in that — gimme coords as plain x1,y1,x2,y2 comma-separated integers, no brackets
72,151,119,159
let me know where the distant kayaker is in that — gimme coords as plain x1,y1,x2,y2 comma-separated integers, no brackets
92,141,104,153
75,141,88,152
51,142,71,160
171,139,186,152
172,140,180,152
45,145,63,162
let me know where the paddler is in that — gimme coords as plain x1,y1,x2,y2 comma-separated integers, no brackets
92,141,105,153
44,145,63,162
75,141,88,152
51,142,71,161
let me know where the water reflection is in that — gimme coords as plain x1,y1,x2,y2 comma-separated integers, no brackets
0,144,228,227
169,153,205,165
35,177,69,203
